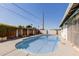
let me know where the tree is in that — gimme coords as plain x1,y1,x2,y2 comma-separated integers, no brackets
26,25,32,29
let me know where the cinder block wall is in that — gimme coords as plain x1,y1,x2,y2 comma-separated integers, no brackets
48,30,57,35
39,30,47,34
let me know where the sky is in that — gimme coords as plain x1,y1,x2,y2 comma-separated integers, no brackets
0,3,68,29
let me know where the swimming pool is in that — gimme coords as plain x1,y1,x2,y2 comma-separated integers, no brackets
16,35,59,55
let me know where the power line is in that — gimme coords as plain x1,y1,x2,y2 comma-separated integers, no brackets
0,5,36,23
12,3,39,19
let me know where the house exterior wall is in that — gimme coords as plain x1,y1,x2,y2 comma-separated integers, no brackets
69,14,79,48
61,13,79,48
61,26,67,41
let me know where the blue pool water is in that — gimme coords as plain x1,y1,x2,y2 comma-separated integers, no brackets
16,35,59,55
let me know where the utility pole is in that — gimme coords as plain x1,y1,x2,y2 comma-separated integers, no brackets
42,10,44,30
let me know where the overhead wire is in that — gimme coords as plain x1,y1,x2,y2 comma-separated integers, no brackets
12,3,39,19
0,5,35,23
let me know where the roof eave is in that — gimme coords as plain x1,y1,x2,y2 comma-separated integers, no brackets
59,3,73,27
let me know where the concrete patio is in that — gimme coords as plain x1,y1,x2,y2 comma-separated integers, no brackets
0,37,28,56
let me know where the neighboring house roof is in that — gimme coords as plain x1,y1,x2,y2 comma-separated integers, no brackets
60,3,79,27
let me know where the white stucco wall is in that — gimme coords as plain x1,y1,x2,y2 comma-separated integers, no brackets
61,27,67,40
48,30,57,35
40,30,47,34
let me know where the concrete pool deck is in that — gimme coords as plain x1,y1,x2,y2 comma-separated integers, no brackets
49,39,79,56
0,35,79,56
